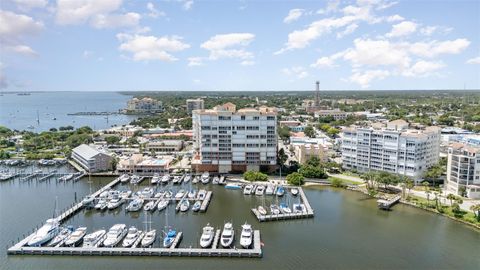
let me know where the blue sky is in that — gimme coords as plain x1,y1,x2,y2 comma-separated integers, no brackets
1,0,479,91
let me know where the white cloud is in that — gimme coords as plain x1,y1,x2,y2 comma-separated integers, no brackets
282,66,309,79
420,26,437,36
386,14,404,22
408,39,470,58
200,33,255,61
13,0,48,10
317,0,340,14
83,50,93,58
402,60,445,77
90,12,141,29
343,38,411,69
147,2,165,18
0,10,43,56
117,34,190,62
386,21,417,38
284,9,304,24
337,23,358,38
311,57,335,68
240,60,255,66
350,69,390,88
181,0,194,10
466,56,480,64
56,0,122,25
188,57,204,66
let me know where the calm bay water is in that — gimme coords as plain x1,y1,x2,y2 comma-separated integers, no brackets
0,175,478,270
0,92,136,131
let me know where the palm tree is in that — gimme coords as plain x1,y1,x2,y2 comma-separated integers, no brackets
470,204,480,221
446,193,456,206
405,178,414,198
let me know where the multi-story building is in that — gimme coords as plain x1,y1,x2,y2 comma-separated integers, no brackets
72,144,113,172
126,97,162,113
186,99,205,114
146,140,184,154
295,144,329,164
117,154,171,175
192,103,277,173
446,143,480,199
341,120,441,182
314,109,350,120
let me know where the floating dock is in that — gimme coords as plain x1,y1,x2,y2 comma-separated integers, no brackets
377,195,401,210
251,187,314,222
200,191,212,212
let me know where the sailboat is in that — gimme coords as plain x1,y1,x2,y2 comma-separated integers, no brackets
162,207,176,248
141,211,156,247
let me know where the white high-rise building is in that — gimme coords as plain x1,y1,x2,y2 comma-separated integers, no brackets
446,142,480,199
192,103,277,173
341,120,441,183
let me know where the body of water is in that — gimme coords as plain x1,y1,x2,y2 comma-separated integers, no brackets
0,175,478,270
0,92,136,131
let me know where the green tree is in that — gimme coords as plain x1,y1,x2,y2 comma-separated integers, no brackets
422,181,431,205
446,193,456,206
278,125,291,141
277,148,288,168
298,165,327,179
286,172,304,186
470,204,480,221
105,135,120,145
304,125,315,138
243,171,268,182
330,177,345,188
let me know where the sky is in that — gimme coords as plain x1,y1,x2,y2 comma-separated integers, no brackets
0,0,479,92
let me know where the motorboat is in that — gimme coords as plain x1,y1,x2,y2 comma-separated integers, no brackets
270,204,280,215
99,189,110,199
122,226,142,247
64,227,87,247
255,185,265,196
161,174,170,184
48,226,74,247
151,173,160,185
219,175,226,185
293,203,306,213
140,187,154,198
212,176,219,184
172,175,182,185
144,200,157,211
175,189,186,199
163,229,177,248
81,195,95,208
157,199,169,211
141,229,156,247
276,186,285,197
83,229,106,248
187,189,197,199
183,174,191,183
103,224,127,247
279,203,292,214
240,223,253,249
192,201,202,212
107,190,120,199
291,188,299,196
126,198,144,212
220,222,235,248
243,184,254,195
265,184,275,195
201,172,210,184
192,175,200,184
257,206,267,215
130,175,142,185
179,199,190,212
58,174,74,181
119,174,130,183
94,199,108,211
164,190,173,199
27,218,60,246
225,183,241,190
155,190,165,198
197,189,207,200
120,190,132,199
199,224,215,248
107,197,124,210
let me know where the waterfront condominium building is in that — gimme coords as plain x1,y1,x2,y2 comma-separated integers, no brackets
186,98,205,114
126,97,163,113
446,143,480,199
341,120,441,183
192,103,277,173
72,144,113,172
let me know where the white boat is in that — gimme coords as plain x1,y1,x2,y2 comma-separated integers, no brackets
183,174,191,183
163,229,176,248
279,203,292,214
126,198,144,212
141,229,156,247
276,186,285,197
220,222,235,248
291,188,299,196
201,172,210,184
64,227,87,247
257,206,267,215
154,190,165,198
255,185,265,196
99,189,110,199
140,187,154,198
94,199,108,211
243,184,254,195
81,195,95,208
48,226,74,247
122,226,142,247
151,173,160,185
175,189,186,199
187,189,197,199
197,189,207,200
157,199,169,211
172,175,182,185
270,204,280,215
192,201,202,212
192,175,200,184
219,175,226,185
120,190,132,199
144,200,157,212
240,223,253,249
161,174,170,184
119,174,130,183
164,190,173,199
103,224,127,247
179,199,190,212
225,183,242,190
107,197,124,210
212,176,219,184
293,203,306,213
83,229,106,248
199,224,215,248
265,184,275,195
28,218,60,246
130,175,142,185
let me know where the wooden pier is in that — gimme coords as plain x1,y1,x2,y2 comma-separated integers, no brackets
251,187,314,222
199,191,212,212
377,195,401,210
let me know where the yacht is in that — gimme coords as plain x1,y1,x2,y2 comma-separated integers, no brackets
291,188,299,196
201,172,210,184
144,200,157,212
157,199,169,211
151,173,160,185
48,226,74,247
265,184,275,195
172,175,182,185
219,175,226,185
107,197,124,210
255,185,265,196
187,189,197,199
192,175,200,184
83,229,106,248
175,189,186,199
161,174,170,184
279,203,292,214
270,204,280,215
140,187,154,198
240,223,253,249
130,175,142,185
293,203,306,213
103,224,127,247
199,224,215,248
192,201,201,212
183,174,191,183
81,195,95,208
179,199,190,212
197,189,207,200
212,176,219,184
243,184,254,195
120,190,132,199
276,186,285,197
141,229,156,247
163,229,177,248
119,174,130,183
94,199,108,211
155,190,165,198
220,222,235,248
64,227,87,247
126,198,144,212
122,226,142,247
164,190,173,199
257,206,267,215
27,218,60,246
